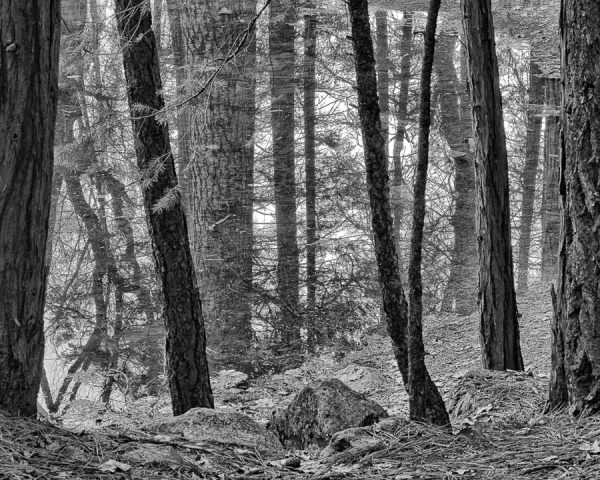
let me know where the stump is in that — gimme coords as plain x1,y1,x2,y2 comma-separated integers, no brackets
267,377,388,448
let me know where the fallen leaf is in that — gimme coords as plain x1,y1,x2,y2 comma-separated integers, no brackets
98,459,131,473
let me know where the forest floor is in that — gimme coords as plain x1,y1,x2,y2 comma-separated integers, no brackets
3,281,600,479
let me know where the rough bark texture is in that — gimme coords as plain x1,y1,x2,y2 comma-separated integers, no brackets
461,0,524,371
0,0,61,417
270,0,301,345
114,0,213,415
407,0,450,426
180,0,256,372
348,0,408,385
516,61,544,293
304,3,318,342
540,76,560,284
549,0,600,415
267,378,388,449
375,10,390,156
436,34,477,316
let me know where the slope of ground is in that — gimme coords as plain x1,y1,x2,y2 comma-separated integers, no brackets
4,281,600,479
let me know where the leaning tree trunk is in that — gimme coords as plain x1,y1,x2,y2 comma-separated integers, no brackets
461,0,524,371
0,0,60,417
407,0,449,426
540,76,560,284
270,0,301,347
179,0,256,373
435,33,477,316
114,0,214,415
348,0,448,426
516,60,544,293
549,0,600,415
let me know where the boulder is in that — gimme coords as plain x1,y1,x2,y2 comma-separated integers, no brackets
142,408,284,458
267,377,389,449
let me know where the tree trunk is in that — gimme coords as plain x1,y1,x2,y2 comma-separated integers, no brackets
270,0,301,346
549,0,600,415
0,0,61,417
304,3,318,344
435,34,477,316
540,76,560,284
114,0,214,414
461,0,524,371
348,0,408,384
179,0,256,373
407,0,449,426
375,10,389,157
516,61,544,293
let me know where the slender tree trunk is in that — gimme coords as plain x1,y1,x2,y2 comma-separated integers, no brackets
516,61,544,293
540,77,560,284
0,1,61,417
436,34,477,316
179,0,256,373
304,3,318,344
407,0,449,426
114,0,214,414
270,0,301,346
461,0,524,371
375,10,389,157
549,0,600,414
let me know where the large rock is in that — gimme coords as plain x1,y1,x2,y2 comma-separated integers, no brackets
267,377,389,449
142,408,284,458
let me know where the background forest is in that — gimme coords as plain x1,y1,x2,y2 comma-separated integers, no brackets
42,0,559,416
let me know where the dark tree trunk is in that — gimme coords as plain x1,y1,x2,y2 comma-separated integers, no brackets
549,0,600,415
407,0,449,426
348,0,448,427
516,61,544,293
304,3,318,342
114,0,214,414
0,0,60,417
436,34,477,316
461,0,524,371
540,77,560,284
180,0,256,373
375,10,389,156
270,0,301,346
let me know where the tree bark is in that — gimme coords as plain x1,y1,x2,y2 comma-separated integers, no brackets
179,0,256,373
114,0,214,414
461,0,524,371
516,60,544,293
407,0,450,426
304,2,318,343
0,0,61,417
549,0,600,415
540,76,560,284
435,34,477,316
270,0,301,346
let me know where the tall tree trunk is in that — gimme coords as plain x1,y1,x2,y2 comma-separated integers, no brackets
348,0,448,427
304,3,318,344
375,10,389,157
407,0,449,425
540,76,560,284
270,0,301,346
436,34,477,316
0,0,60,417
516,60,544,293
114,0,214,415
549,0,600,415
461,0,524,371
390,12,413,275
179,0,256,373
